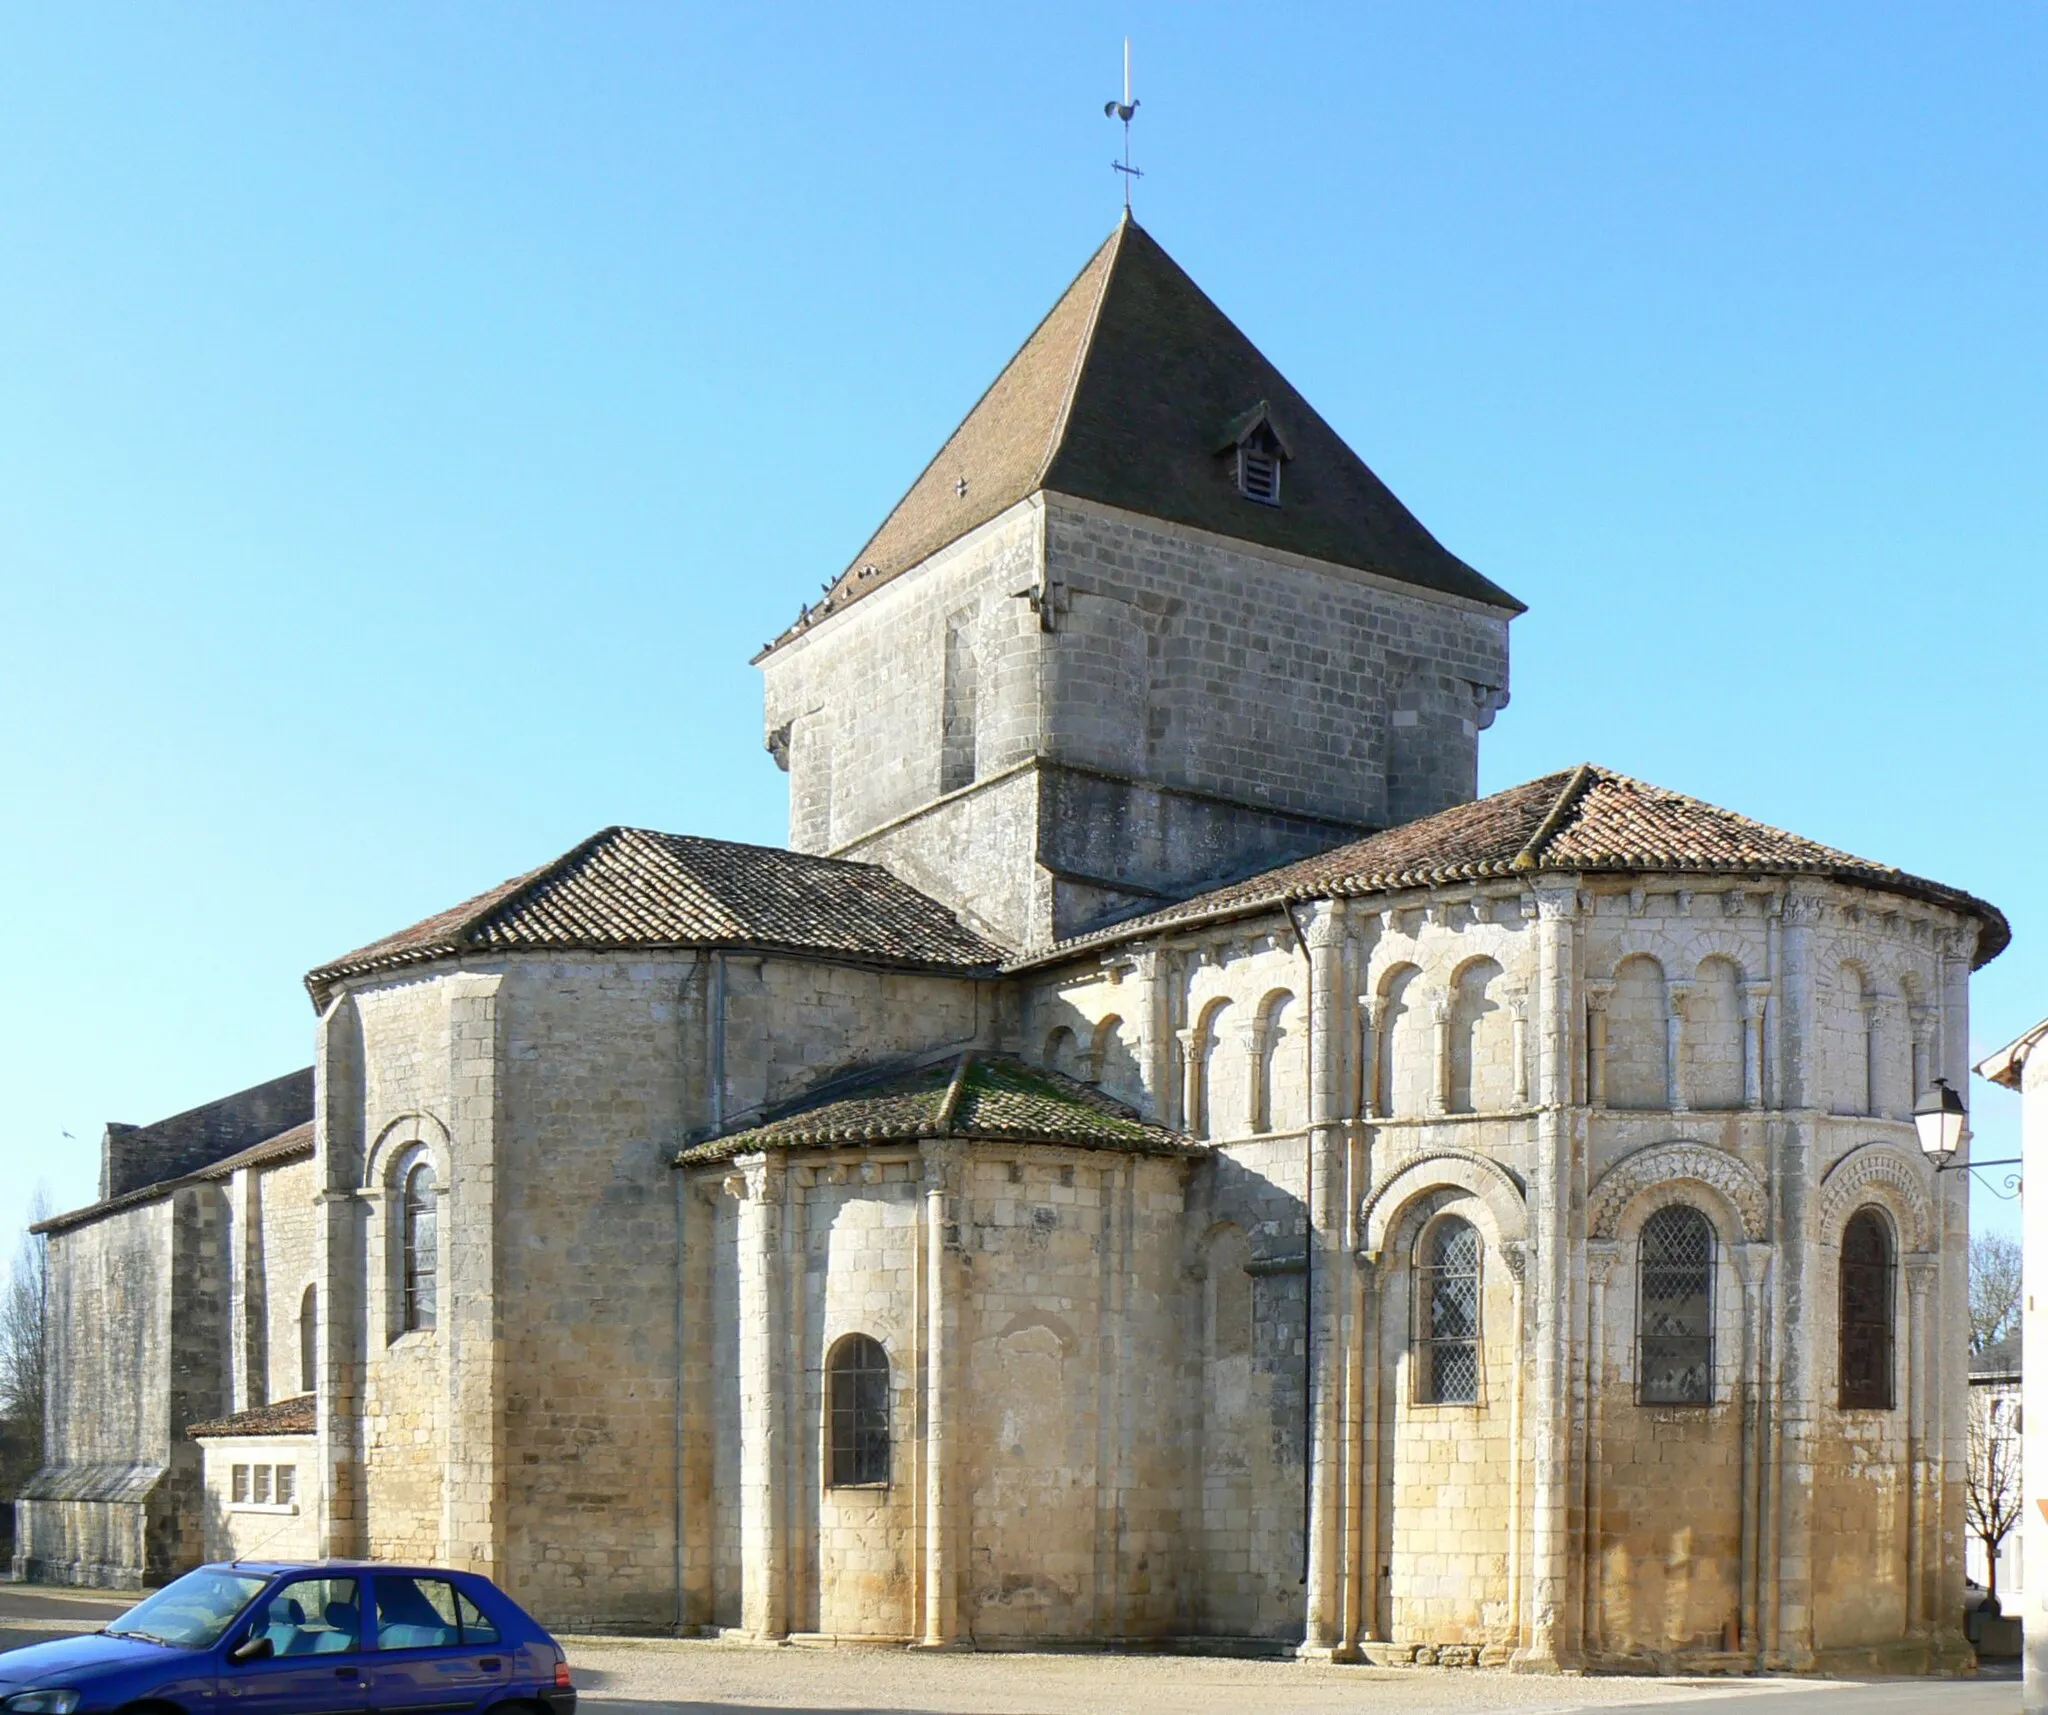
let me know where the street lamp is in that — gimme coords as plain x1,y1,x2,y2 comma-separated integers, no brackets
1914,1076,1968,1168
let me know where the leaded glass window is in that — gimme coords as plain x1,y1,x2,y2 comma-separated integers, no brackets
1839,1207,1896,1410
1416,1216,1481,1404
829,1334,890,1486
402,1161,437,1333
1638,1205,1714,1405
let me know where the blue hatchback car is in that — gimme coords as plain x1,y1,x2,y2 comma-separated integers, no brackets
0,1563,574,1715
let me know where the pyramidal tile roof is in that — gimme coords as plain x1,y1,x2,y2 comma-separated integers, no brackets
761,216,1519,658
676,1051,1195,1165
306,826,1007,1003
1026,764,2009,968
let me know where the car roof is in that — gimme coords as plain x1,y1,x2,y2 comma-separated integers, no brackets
199,1560,489,1579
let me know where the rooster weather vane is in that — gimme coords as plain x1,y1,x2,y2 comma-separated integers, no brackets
1105,38,1141,208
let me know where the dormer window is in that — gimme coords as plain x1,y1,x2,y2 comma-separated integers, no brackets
1219,401,1292,507
1238,442,1281,504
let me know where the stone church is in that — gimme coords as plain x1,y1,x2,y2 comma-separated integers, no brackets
20,214,2008,1674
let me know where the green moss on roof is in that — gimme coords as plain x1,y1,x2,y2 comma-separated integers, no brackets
676,1052,1195,1165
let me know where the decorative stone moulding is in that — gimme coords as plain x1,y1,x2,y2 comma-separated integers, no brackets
1586,1140,1769,1243
1814,1141,1936,1251
1356,1149,1528,1262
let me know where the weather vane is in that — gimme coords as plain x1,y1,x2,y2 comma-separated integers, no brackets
1104,37,1140,209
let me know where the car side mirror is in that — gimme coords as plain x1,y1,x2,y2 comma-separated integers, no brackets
230,1634,274,1664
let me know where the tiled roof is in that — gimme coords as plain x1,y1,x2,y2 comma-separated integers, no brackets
760,216,1519,659
1024,764,2009,969
676,1052,1195,1165
189,1394,316,1439
307,826,1007,1003
37,1120,316,1237
197,1122,314,1180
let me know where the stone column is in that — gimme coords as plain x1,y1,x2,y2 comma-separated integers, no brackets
1515,880,1580,1671
1735,1243,1771,1657
1176,1028,1201,1139
1241,1019,1270,1134
1299,902,1350,1657
312,992,367,1560
1430,994,1452,1117
1743,985,1771,1111
1356,998,1377,1120
1904,1255,1936,1633
1585,983,1612,1110
1510,996,1531,1109
1578,1243,1619,1660
1665,981,1693,1114
735,1155,788,1640
920,1144,962,1646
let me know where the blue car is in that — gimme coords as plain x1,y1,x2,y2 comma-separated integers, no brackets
0,1563,575,1715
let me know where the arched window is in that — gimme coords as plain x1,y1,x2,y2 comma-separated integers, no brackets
1376,965,1427,1118
828,1334,890,1486
299,1285,318,1396
402,1161,438,1333
1043,1025,1078,1079
1840,1208,1896,1410
1415,1216,1481,1404
1448,958,1509,1113
1638,1205,1714,1404
1686,957,1746,1110
1255,990,1302,1134
1608,956,1670,1110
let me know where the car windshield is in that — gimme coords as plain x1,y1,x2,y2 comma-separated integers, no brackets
106,1568,271,1649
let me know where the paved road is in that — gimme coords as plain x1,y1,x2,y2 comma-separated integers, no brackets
0,1585,2017,1714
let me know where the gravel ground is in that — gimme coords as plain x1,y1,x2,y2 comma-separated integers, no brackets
559,1636,1880,1715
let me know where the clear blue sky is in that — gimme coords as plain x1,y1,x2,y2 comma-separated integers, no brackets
3,4,2043,1245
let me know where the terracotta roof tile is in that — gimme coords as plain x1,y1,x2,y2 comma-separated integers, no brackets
308,827,1007,1003
1024,764,2008,968
761,216,1518,658
677,1052,1195,1165
189,1394,316,1439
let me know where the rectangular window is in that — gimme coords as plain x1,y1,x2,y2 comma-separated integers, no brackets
231,1465,250,1504
275,1465,296,1506
252,1465,272,1505
374,1575,462,1651
456,1591,500,1645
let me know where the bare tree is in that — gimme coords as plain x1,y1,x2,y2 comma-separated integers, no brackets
1968,1384,2025,1601
1971,1232,2023,1354
0,1186,51,1473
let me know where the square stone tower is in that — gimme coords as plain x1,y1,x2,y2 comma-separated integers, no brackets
758,216,1521,951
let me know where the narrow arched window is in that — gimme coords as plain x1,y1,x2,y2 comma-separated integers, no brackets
402,1162,438,1333
1416,1217,1481,1404
829,1335,890,1486
1639,1205,1714,1404
1840,1208,1896,1409
299,1285,318,1395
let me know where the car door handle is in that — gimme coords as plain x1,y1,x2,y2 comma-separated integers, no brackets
478,1660,502,1672
335,1667,359,1680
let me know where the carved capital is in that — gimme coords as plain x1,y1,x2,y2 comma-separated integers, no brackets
1666,980,1695,1019
1904,1253,1939,1300
1743,982,1773,1022
1584,980,1615,1015
1585,1240,1621,1289
1497,1238,1529,1286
